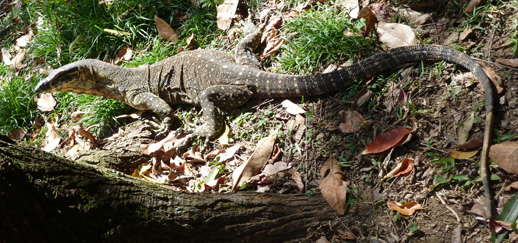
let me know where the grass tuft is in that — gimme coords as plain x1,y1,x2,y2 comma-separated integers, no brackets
276,4,375,74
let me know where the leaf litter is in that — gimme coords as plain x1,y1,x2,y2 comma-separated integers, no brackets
25,0,518,241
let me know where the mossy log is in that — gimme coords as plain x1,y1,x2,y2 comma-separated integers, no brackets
0,134,334,242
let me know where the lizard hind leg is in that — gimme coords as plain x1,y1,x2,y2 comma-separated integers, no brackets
195,85,253,139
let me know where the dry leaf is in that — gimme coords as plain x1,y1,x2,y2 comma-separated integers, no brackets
489,141,518,174
293,171,305,192
15,32,33,48
10,49,25,69
261,37,284,59
41,120,61,152
467,203,488,219
464,0,481,13
102,28,131,36
216,144,241,162
458,112,473,144
114,46,132,65
281,100,306,115
217,124,230,145
337,0,360,18
232,134,276,190
115,110,145,119
8,128,27,141
358,7,377,37
339,110,364,134
455,138,483,150
36,93,57,112
482,63,504,94
154,15,178,42
319,157,347,215
216,0,239,30
1,48,11,65
262,162,292,176
447,149,479,160
384,158,413,178
505,181,518,191
361,127,412,154
377,22,417,49
395,8,432,25
387,201,424,216
496,58,518,67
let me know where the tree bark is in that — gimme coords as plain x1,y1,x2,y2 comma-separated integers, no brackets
0,134,334,242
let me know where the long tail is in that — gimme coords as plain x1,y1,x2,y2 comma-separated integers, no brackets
270,44,497,217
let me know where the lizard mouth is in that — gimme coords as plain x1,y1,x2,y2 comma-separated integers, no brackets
34,78,51,93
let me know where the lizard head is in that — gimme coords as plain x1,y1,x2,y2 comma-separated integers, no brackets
34,60,98,94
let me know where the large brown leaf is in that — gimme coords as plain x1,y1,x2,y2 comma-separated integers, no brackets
361,127,412,154
489,141,518,174
319,157,347,215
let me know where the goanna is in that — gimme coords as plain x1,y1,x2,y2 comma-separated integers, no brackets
34,25,495,145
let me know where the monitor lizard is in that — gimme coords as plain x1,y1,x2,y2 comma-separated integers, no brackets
35,24,496,214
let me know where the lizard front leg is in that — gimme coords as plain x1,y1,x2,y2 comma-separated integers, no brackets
195,85,253,139
234,21,266,69
127,92,174,137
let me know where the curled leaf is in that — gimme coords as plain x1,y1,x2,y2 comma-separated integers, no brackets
384,159,413,178
387,201,424,216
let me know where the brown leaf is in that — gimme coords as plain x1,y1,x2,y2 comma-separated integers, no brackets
262,162,292,176
1,48,11,65
489,141,518,174
481,63,504,94
384,158,413,178
36,93,57,112
377,22,417,49
387,201,424,216
339,110,364,134
154,15,178,42
467,203,488,219
395,8,432,25
358,7,377,37
293,171,305,192
397,89,407,106
114,46,132,65
505,181,518,191
319,157,347,215
8,128,27,141
10,49,25,69
447,149,479,160
41,120,61,152
464,0,481,13
455,138,483,150
232,134,276,190
362,127,412,154
71,111,86,121
458,112,474,144
496,58,518,67
281,99,306,115
261,37,284,59
216,0,239,30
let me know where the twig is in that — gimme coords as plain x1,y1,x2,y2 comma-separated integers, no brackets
436,191,461,222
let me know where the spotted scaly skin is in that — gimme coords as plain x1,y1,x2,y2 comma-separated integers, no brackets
34,28,495,142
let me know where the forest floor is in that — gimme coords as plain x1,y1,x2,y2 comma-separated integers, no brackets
3,0,518,242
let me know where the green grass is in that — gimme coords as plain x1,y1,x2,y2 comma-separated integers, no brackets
275,4,375,75
0,64,39,134
0,0,223,139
